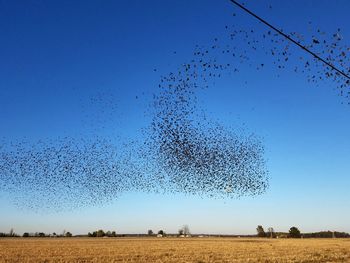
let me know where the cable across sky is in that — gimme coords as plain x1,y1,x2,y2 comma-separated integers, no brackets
229,0,350,80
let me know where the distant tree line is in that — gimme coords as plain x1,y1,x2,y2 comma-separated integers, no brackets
257,225,301,238
0,229,19,237
257,225,302,238
87,230,117,237
256,225,350,238
1,226,349,238
22,230,72,237
0,229,72,237
303,231,350,238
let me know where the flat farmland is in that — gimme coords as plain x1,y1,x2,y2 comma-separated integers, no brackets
0,237,349,263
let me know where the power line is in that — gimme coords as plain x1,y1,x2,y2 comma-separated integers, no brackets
228,0,350,80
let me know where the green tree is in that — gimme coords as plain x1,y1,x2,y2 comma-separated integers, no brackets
289,227,301,238
256,225,266,237
96,229,105,237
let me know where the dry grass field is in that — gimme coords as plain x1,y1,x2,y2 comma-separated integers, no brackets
0,237,350,263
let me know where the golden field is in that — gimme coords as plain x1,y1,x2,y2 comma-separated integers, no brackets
0,237,350,263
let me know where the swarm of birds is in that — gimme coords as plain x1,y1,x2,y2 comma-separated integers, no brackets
0,137,141,211
143,63,269,198
2,2,349,211
220,13,350,100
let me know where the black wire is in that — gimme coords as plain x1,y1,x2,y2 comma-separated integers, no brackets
229,0,350,80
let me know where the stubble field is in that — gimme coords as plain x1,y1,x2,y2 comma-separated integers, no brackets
0,237,350,263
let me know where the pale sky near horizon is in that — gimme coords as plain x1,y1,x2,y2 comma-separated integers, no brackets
1,0,350,235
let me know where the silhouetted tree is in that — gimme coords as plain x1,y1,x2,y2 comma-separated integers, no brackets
158,230,165,236
23,232,29,237
183,225,190,236
256,225,266,237
148,230,154,236
96,229,105,237
289,227,301,238
9,228,15,237
178,225,190,236
65,232,72,237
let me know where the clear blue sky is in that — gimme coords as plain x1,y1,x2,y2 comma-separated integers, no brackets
1,0,350,235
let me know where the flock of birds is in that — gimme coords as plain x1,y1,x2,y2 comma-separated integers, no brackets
144,63,269,198
0,137,135,210
1,3,349,211
221,13,350,99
